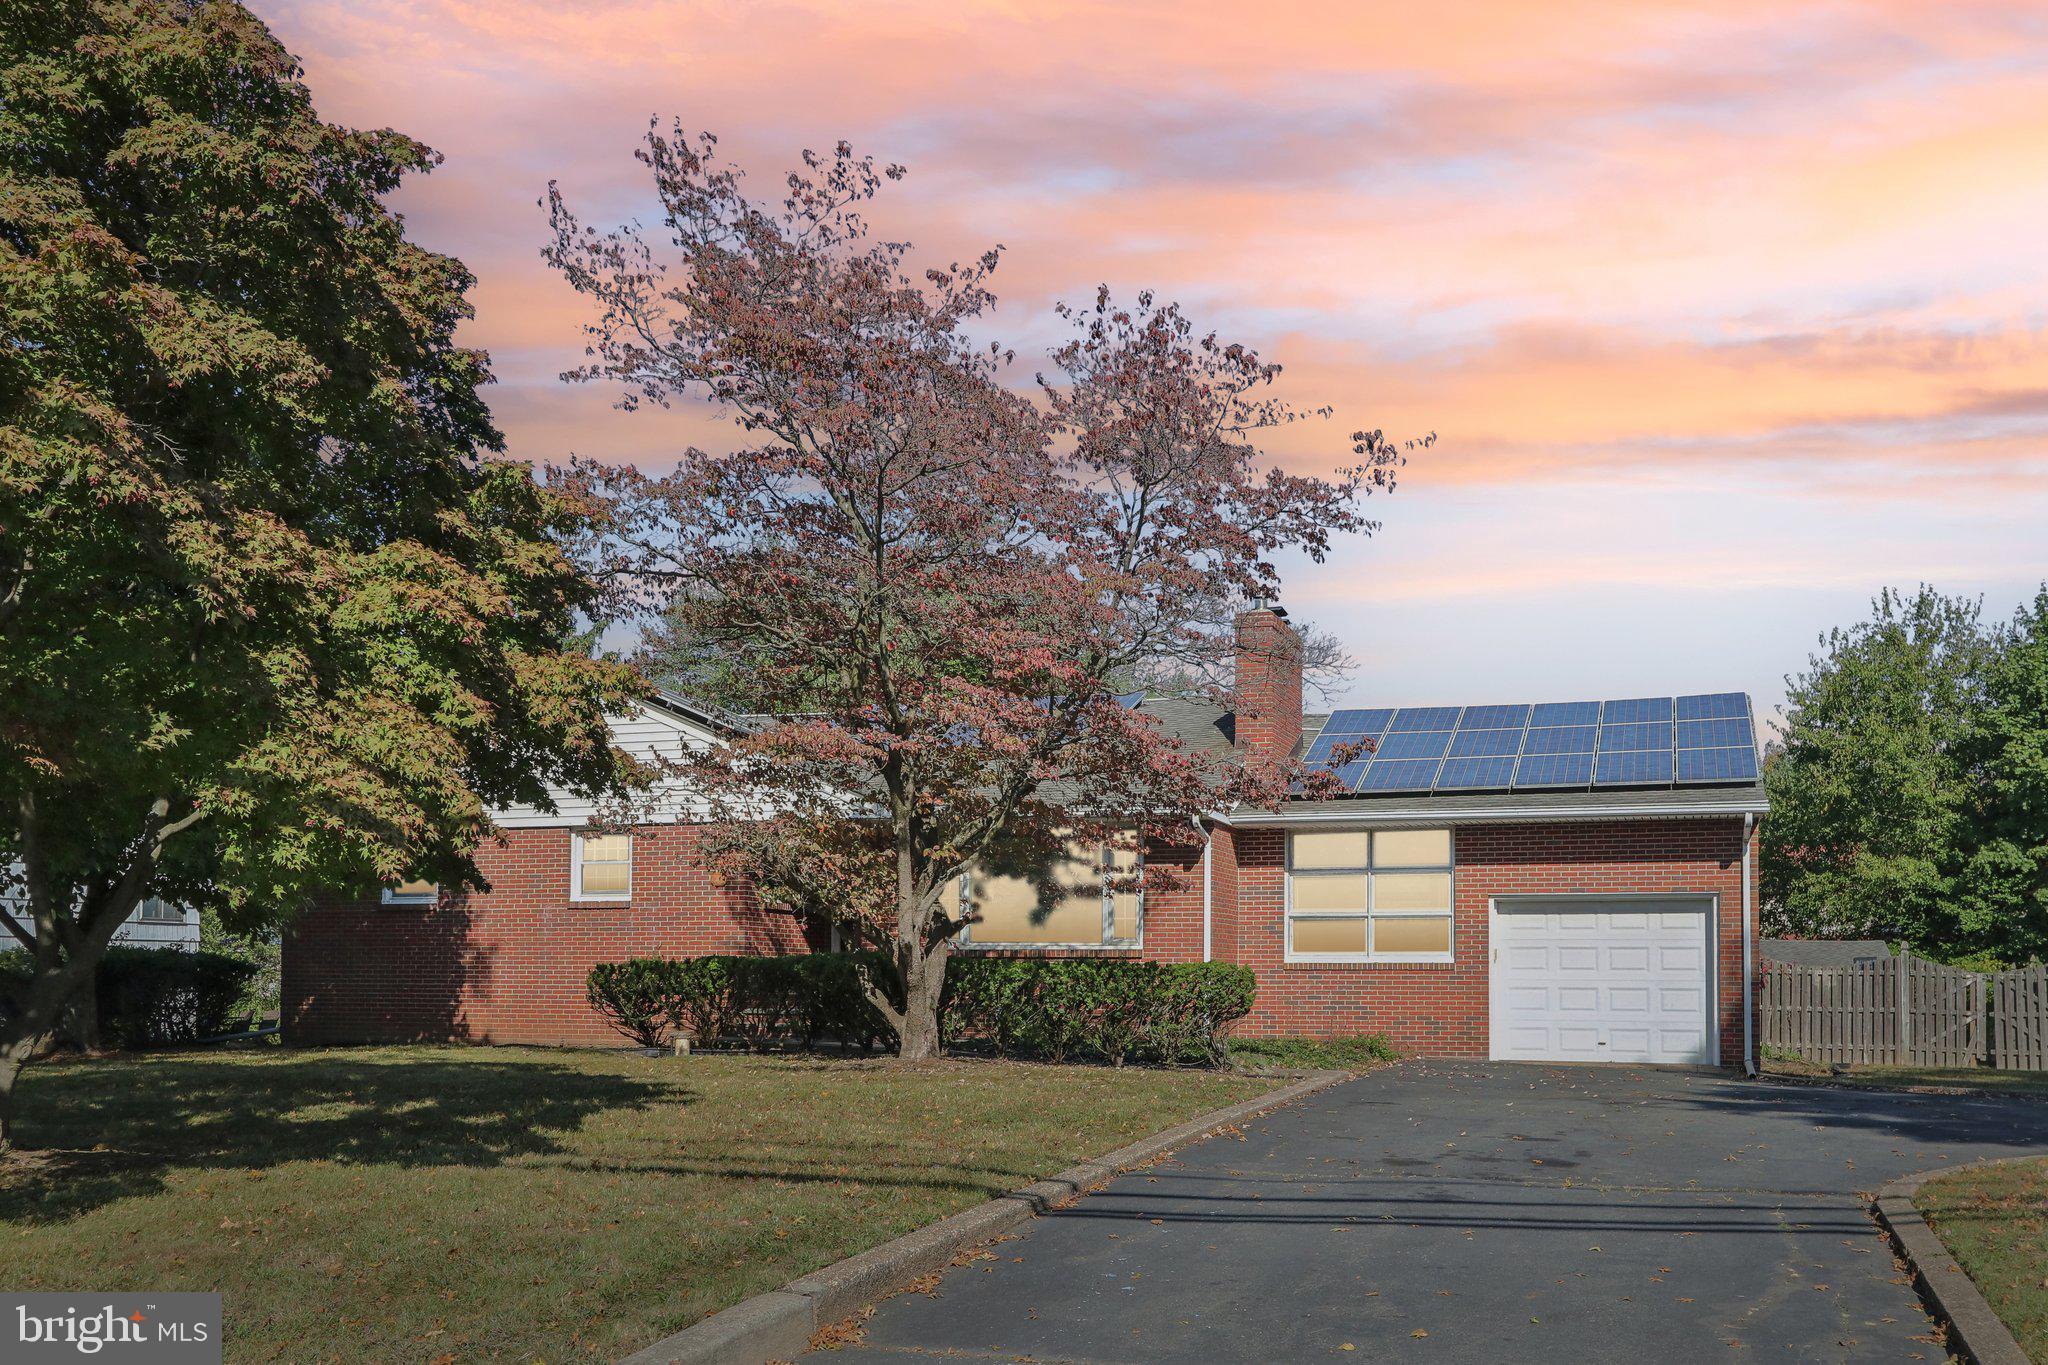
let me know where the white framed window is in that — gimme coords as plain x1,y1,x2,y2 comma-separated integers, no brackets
382,878,439,907
572,832,632,902
1286,828,1454,963
957,839,1142,948
137,898,185,924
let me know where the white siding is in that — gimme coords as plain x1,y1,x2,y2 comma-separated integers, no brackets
491,700,718,827
2,885,200,953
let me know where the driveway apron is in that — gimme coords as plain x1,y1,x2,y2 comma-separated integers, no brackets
814,1061,2048,1363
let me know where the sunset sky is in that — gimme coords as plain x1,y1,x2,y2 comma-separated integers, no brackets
267,0,2048,724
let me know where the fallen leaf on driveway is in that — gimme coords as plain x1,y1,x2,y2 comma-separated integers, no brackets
1411,1329,1429,1338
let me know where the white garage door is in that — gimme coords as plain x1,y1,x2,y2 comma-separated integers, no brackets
1490,897,1715,1064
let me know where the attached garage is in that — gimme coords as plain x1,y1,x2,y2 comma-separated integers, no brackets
1488,896,1717,1065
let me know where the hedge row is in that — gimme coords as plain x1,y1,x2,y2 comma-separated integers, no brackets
586,953,1257,1066
0,947,260,1048
586,953,895,1053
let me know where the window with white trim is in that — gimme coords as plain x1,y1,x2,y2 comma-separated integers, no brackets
137,898,185,924
1286,828,1453,961
957,839,1142,948
572,833,632,901
382,878,439,906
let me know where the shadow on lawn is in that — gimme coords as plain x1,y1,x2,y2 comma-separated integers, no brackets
0,1052,678,1225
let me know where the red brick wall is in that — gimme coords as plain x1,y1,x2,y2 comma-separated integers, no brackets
285,815,1757,1062
1228,818,1754,1061
281,823,813,1047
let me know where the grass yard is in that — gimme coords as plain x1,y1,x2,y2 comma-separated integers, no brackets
1760,1055,2048,1098
1914,1156,2048,1359
1226,1033,1396,1072
2,1046,1274,1362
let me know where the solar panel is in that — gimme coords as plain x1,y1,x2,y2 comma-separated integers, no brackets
1514,751,1594,787
1598,720,1674,752
1530,700,1600,727
1458,703,1531,730
1521,725,1596,754
1320,691,1756,797
1448,728,1523,758
1602,697,1674,725
1677,692,1749,721
1677,746,1760,783
1321,708,1395,736
1376,730,1454,761
1676,717,1752,750
1333,760,1372,788
1389,706,1462,732
1595,748,1674,785
1355,758,1441,792
1303,732,1378,768
1435,755,1516,790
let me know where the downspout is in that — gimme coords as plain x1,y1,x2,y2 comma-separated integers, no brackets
1196,815,1213,963
1741,811,1756,1077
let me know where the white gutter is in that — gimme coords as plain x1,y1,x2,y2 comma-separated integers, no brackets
1742,811,1756,1077
1195,814,1213,963
1217,798,1770,828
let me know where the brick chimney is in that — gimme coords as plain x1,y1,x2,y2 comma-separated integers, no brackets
1234,602,1304,764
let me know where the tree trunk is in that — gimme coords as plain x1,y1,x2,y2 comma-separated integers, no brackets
0,1043,29,1154
897,957,942,1064
62,969,101,1053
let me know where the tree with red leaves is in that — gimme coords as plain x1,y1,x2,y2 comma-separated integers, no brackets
544,129,1429,1057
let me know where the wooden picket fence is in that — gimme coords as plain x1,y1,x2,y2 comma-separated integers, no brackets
1761,949,2048,1071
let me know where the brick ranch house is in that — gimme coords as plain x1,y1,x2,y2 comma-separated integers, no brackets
283,606,1769,1069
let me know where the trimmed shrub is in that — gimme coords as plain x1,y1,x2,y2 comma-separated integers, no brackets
584,953,1255,1066
585,959,679,1049
944,958,1256,1066
1,948,260,1049
583,953,899,1052
95,948,259,1047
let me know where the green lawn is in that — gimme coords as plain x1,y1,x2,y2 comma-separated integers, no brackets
1761,1055,2048,1097
1914,1156,2048,1359
3,1046,1273,1361
1227,1033,1396,1072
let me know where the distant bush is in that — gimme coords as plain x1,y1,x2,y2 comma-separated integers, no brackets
583,954,1254,1065
1,948,259,1049
96,948,260,1046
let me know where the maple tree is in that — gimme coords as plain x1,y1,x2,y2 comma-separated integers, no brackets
0,0,637,1144
545,128,1428,1056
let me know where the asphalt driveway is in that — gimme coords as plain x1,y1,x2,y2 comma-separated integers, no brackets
815,1061,2048,1363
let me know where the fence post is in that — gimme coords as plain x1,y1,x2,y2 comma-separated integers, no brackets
1895,946,1912,1065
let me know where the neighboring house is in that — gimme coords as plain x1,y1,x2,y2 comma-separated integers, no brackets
1762,938,1891,969
283,605,1769,1067
3,881,200,952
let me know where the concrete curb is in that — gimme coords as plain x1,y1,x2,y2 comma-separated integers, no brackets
618,1067,1350,1365
1871,1156,2038,1365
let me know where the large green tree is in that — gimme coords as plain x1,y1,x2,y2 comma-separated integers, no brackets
0,0,638,1145
1955,589,2048,963
1759,584,2048,964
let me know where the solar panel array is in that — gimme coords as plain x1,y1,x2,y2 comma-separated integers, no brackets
1301,693,1758,795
